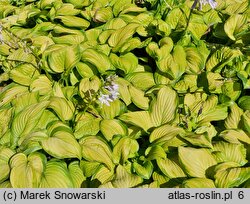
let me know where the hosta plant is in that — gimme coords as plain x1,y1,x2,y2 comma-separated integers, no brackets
0,0,249,188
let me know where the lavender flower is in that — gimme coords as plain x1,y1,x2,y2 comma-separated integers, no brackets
98,75,120,106
98,94,113,106
192,0,217,10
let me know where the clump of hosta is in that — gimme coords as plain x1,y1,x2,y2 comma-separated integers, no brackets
0,0,249,189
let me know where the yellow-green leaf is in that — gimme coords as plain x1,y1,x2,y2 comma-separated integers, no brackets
48,96,75,121
81,48,112,73
41,129,82,160
119,111,153,132
100,119,127,141
178,146,217,178
157,158,186,178
39,160,74,188
10,152,46,188
129,85,149,110
79,136,114,170
113,137,139,164
213,141,247,166
182,178,215,188
150,86,178,126
0,148,15,183
55,16,90,29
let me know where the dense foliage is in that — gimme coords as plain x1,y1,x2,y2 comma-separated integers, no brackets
0,0,250,188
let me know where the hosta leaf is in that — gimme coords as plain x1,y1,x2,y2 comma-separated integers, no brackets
219,129,250,144
30,75,53,95
100,119,127,141
180,132,213,149
80,160,101,178
119,111,153,132
68,161,85,188
206,72,223,93
52,34,85,45
10,64,39,86
53,25,83,35
100,100,125,119
110,52,138,74
157,158,186,178
39,160,74,188
79,136,114,170
238,96,250,111
224,14,248,41
11,101,49,145
76,62,98,78
113,137,139,164
188,14,208,40
10,152,46,188
223,0,248,15
0,148,15,183
126,72,155,91
242,111,250,134
0,181,12,188
215,167,250,188
41,129,82,160
225,103,243,129
0,84,29,107
156,19,171,36
74,113,101,139
108,23,139,52
129,85,149,110
0,44,10,56
111,165,143,188
178,146,217,178
55,16,90,29
149,124,184,144
54,3,80,16
78,76,101,98
7,49,36,66
120,4,146,15
116,78,131,106
92,165,114,184
133,161,154,179
47,45,81,73
152,172,169,185
221,82,242,101
81,49,112,73
203,9,222,26
112,0,132,16
145,145,166,160
119,37,147,53
18,130,48,154
48,96,75,121
182,178,215,188
213,141,247,166
150,86,178,126
104,17,127,30
206,47,242,72
0,108,13,136
165,7,186,30
94,7,113,23
12,92,39,115
185,47,204,74
172,45,186,75
198,106,228,124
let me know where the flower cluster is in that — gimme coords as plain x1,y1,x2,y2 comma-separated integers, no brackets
98,75,120,106
192,0,217,10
